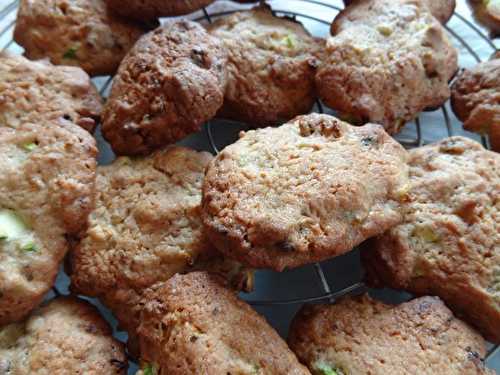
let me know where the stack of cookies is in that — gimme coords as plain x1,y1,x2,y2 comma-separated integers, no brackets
1,0,498,374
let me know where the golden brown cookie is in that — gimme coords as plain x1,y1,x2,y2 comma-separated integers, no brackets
0,118,97,325
0,52,102,132
136,272,311,375
289,295,494,375
469,0,500,36
202,114,409,271
0,297,127,374
208,6,322,126
70,147,252,355
317,0,457,134
105,0,215,21
14,0,155,77
451,56,500,152
343,0,456,24
102,20,227,155
363,137,500,343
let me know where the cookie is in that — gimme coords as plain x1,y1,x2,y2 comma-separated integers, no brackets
202,114,409,271
289,295,494,375
102,20,227,155
469,0,500,36
105,0,215,21
70,147,252,355
14,0,156,77
343,0,456,24
0,297,127,374
136,272,310,375
0,118,97,325
317,0,457,134
451,56,500,152
208,6,322,125
363,137,500,343
0,52,102,132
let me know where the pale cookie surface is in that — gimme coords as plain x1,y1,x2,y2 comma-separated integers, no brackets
0,119,97,325
0,297,127,374
202,114,409,271
208,6,322,125
14,0,155,76
451,56,500,152
363,137,500,343
102,20,227,155
70,147,252,354
105,0,215,21
317,0,457,134
0,52,102,132
136,272,311,375
289,295,494,375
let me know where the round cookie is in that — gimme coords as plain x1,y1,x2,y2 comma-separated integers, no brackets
14,0,156,77
289,295,494,375
208,6,322,126
363,137,500,343
202,113,409,271
102,20,227,155
0,52,102,132
136,272,310,375
317,0,457,134
451,56,500,152
0,118,97,325
105,0,215,21
0,297,127,374
70,146,252,355
469,0,500,36
343,0,456,24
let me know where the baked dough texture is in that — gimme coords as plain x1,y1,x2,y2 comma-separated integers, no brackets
363,137,500,343
289,295,494,375
202,113,409,271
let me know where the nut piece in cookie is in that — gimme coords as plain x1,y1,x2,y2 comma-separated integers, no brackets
102,20,227,155
468,0,500,36
202,113,409,271
14,0,157,76
136,272,310,375
363,137,500,343
451,56,500,152
0,297,127,374
70,147,252,355
0,118,97,325
317,0,457,134
288,295,494,375
105,0,215,21
343,0,456,24
208,5,322,126
0,52,102,132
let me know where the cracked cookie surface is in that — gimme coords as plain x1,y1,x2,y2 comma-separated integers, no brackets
363,137,500,343
202,113,409,271
102,20,227,155
289,295,494,375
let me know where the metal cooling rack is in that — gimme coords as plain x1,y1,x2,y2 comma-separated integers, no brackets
0,0,498,372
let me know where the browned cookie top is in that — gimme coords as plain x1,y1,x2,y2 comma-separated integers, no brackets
208,6,322,125
14,0,155,77
363,137,500,343
317,0,457,134
136,272,311,375
102,20,227,155
0,119,97,325
105,0,215,21
451,56,500,152
202,114,409,271
0,52,102,132
0,297,127,374
289,295,493,375
468,0,500,36
70,147,252,354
